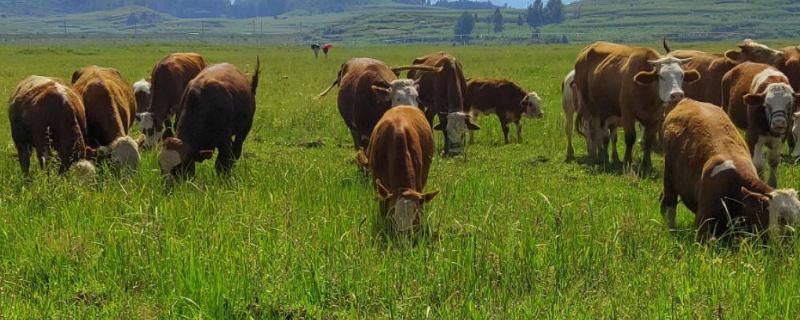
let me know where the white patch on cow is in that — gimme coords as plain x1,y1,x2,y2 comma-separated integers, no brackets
136,112,161,148
755,77,795,133
158,149,182,173
138,112,155,129
388,79,419,107
446,112,469,153
767,188,800,235
710,160,736,177
133,79,151,95
524,92,543,118
54,82,69,100
110,136,140,170
751,68,789,92
752,136,769,173
648,57,688,104
390,197,419,233
69,159,97,181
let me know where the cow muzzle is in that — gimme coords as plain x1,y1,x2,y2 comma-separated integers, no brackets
669,91,685,103
770,110,789,134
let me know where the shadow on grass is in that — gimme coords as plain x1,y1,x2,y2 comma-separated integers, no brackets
570,155,661,180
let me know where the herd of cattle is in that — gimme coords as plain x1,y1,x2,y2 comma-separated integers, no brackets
10,39,800,240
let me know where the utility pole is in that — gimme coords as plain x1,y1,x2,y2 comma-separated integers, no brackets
252,19,255,34
63,20,67,34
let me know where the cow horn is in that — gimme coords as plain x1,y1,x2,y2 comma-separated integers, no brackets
390,65,443,74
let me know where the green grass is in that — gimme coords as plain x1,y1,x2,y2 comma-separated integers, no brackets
3,41,800,318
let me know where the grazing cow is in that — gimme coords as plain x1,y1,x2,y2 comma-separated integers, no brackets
574,41,701,166
71,65,140,170
725,39,800,90
356,105,439,235
721,62,799,187
316,58,442,150
133,79,151,113
562,70,620,162
407,52,480,155
464,78,543,143
159,60,260,178
662,99,800,240
664,39,739,106
9,76,92,174
138,53,207,149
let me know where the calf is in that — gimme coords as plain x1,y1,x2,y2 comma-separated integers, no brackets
139,52,207,149
316,58,442,150
356,105,439,236
407,52,480,155
9,76,92,174
464,78,542,143
574,41,701,167
563,70,621,162
662,99,800,240
158,59,260,178
722,62,799,187
72,65,140,170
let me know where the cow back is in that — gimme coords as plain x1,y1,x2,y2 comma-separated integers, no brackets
367,106,434,193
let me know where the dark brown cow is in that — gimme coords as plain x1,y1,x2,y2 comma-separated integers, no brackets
316,58,442,150
662,99,800,240
664,40,739,106
9,76,93,174
721,62,799,187
139,52,207,148
574,41,701,167
356,105,439,235
72,65,140,170
407,52,480,155
158,59,260,178
464,78,543,143
133,79,151,113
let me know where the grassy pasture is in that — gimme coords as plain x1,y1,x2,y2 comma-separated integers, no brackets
3,41,800,318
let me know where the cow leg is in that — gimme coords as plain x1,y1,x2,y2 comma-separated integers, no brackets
750,135,766,180
215,141,235,175
640,123,657,169
622,117,636,165
565,108,575,160
515,120,522,143
11,123,32,175
695,192,726,242
31,129,50,171
609,126,620,163
233,123,253,160
767,138,781,187
661,160,678,230
498,113,510,144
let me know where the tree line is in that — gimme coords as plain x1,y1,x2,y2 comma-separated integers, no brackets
454,0,564,41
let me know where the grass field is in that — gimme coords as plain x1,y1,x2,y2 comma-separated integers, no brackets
4,41,800,318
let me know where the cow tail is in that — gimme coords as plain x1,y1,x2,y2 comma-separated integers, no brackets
251,56,261,95
663,37,671,54
314,65,344,100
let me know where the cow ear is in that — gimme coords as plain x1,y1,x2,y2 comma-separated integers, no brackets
71,70,81,84
683,70,701,84
466,117,480,131
355,149,369,168
421,190,440,203
741,187,770,203
375,179,392,200
633,70,657,85
744,93,765,106
371,85,391,101
196,150,214,162
725,50,742,62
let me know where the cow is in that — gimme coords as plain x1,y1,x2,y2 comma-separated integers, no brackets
71,65,140,170
356,105,439,236
661,98,800,240
407,52,480,156
8,76,93,175
574,41,701,167
138,52,207,149
133,79,151,113
562,69,620,162
315,58,443,150
464,78,543,143
724,39,800,90
158,59,260,178
721,62,799,187
664,39,739,106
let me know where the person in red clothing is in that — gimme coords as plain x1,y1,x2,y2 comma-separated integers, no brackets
322,43,333,58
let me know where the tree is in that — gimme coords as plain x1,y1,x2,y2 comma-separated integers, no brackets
545,0,564,24
492,8,503,33
454,11,476,42
516,14,523,26
527,0,543,28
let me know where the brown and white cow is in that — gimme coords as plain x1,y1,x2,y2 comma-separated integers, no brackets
316,58,442,150
407,52,480,155
574,41,701,167
721,62,799,187
464,78,542,143
662,98,800,240
664,39,739,106
356,105,439,236
9,76,95,175
159,59,260,178
562,69,620,162
138,52,207,149
133,79,151,113
725,39,800,89
72,65,140,170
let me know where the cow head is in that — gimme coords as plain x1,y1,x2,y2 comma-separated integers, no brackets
135,112,162,148
372,79,420,107
133,79,152,110
376,179,439,235
725,39,785,65
634,57,701,104
434,112,480,155
68,159,97,182
158,137,214,177
108,136,140,170
743,83,798,135
742,187,800,238
521,92,543,118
